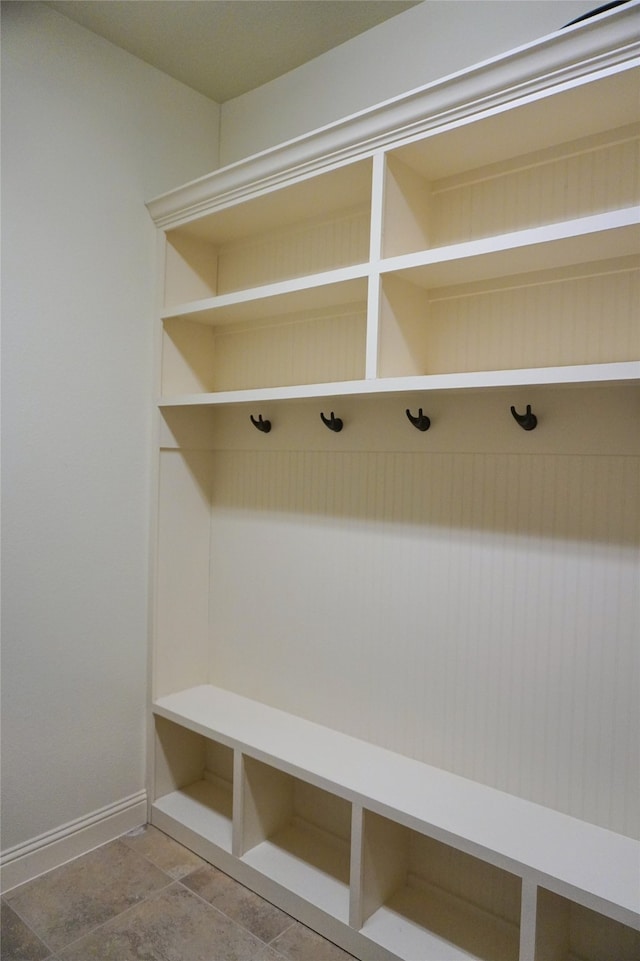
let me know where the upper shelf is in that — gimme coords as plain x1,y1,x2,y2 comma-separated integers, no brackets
379,209,640,289
162,210,640,323
380,119,639,259
162,269,368,327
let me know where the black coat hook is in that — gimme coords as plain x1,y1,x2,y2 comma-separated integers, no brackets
250,414,271,433
406,408,431,431
320,411,343,432
510,404,537,431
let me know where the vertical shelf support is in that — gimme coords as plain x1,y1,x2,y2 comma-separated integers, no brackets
519,878,538,961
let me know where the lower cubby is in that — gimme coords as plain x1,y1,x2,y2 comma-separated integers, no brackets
239,756,352,924
150,688,639,960
152,716,234,855
359,810,521,961
534,888,640,961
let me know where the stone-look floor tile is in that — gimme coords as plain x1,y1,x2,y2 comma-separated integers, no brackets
57,882,272,961
270,921,357,961
4,841,170,953
0,900,52,961
122,824,206,880
182,865,293,943
254,945,288,960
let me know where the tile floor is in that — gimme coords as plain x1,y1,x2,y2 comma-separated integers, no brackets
1,825,357,961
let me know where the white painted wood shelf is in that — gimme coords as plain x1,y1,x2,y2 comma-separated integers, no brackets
379,210,640,289
241,824,351,924
148,6,640,959
361,883,521,961
153,51,640,404
153,778,233,853
157,361,640,408
161,268,369,327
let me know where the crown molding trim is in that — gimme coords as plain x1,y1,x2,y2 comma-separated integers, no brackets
147,2,640,229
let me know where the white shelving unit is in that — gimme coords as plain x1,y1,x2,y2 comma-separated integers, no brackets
155,57,640,404
147,6,640,959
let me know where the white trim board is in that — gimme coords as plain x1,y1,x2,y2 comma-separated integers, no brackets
0,791,147,893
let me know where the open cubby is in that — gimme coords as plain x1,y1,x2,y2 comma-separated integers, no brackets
164,158,372,307
377,258,639,379
160,276,368,395
534,888,640,961
239,756,352,923
382,116,638,258
359,810,521,961
152,716,234,854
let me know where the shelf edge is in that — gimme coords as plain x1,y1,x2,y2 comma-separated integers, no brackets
157,363,640,407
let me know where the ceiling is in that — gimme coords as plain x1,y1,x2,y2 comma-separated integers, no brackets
46,1,421,103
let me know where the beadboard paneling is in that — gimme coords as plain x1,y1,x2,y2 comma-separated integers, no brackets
207,447,639,838
211,307,367,391
430,128,639,246
216,207,370,294
379,260,639,378
425,261,640,374
205,386,640,459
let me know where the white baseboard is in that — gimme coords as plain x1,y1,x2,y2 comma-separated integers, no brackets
0,790,147,893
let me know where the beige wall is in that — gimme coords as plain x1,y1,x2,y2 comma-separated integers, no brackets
219,0,590,164
1,1,220,854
